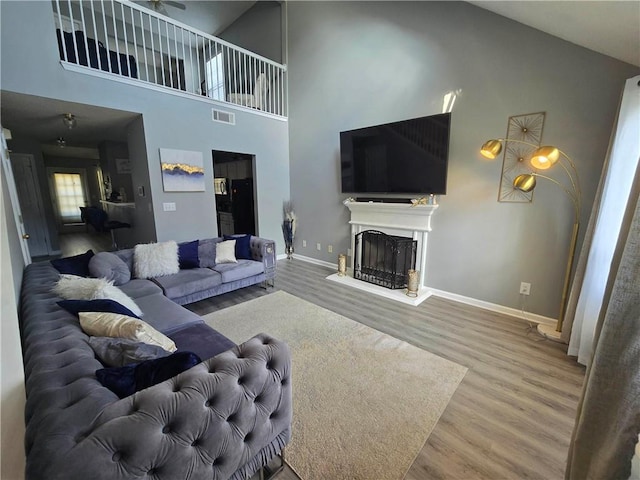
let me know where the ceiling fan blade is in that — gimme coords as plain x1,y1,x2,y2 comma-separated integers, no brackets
164,1,186,10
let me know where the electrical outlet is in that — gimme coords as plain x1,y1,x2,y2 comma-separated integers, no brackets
302,240,307,247
316,243,321,251
328,245,333,253
520,282,531,295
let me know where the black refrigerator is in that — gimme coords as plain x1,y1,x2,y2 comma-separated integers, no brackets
230,179,256,235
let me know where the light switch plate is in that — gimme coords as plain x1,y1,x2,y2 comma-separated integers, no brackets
163,202,176,212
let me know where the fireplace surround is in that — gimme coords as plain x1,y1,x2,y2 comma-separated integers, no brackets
327,198,438,306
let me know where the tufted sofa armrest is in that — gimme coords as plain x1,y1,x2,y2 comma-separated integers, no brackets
36,334,292,480
249,236,276,281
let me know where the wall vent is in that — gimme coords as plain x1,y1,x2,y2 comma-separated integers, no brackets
212,109,235,125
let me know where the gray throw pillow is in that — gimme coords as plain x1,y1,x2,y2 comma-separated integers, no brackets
198,238,221,268
89,337,172,367
89,252,131,285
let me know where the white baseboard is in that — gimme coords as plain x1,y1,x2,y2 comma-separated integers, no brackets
287,255,557,327
285,253,337,269
426,287,557,326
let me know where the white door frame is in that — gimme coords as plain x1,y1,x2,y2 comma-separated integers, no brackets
1,127,31,265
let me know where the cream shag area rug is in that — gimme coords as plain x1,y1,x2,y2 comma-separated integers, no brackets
203,291,467,480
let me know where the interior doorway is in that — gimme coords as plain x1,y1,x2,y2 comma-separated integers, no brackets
212,150,256,236
9,153,52,257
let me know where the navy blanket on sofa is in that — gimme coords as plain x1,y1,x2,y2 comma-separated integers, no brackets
56,29,137,78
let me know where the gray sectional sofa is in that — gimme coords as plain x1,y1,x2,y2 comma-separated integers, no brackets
110,235,277,306
19,236,292,480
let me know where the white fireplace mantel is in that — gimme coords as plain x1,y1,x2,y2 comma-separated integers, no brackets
328,199,439,306
343,199,438,232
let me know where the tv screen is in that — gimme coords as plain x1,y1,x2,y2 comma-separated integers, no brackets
340,112,450,195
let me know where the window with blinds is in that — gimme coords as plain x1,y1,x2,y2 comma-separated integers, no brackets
53,172,85,224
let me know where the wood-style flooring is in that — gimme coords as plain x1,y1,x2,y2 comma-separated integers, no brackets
185,259,585,480
50,235,584,479
58,231,112,257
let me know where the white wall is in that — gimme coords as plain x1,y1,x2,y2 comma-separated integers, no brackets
1,164,26,480
285,1,639,319
0,0,290,251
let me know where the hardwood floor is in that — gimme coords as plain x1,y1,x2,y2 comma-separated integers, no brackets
186,259,585,480
58,231,112,257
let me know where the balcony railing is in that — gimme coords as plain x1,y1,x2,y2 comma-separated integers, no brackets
52,0,287,118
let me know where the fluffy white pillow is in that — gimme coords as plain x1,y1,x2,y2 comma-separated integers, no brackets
95,284,143,317
215,240,237,264
79,312,177,352
53,275,143,317
134,241,179,279
53,275,111,299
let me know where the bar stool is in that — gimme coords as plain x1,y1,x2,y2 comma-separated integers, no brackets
80,206,131,250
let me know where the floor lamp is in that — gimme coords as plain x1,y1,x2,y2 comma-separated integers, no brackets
481,139,581,342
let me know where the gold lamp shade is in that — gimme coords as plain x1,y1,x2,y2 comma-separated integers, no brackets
530,146,560,170
480,139,503,159
513,174,537,192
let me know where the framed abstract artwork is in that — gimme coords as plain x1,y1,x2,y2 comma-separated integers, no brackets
159,148,205,192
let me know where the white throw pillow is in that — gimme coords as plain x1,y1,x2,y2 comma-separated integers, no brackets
95,284,143,317
134,241,179,279
79,312,177,352
215,240,237,264
53,275,143,317
53,275,111,299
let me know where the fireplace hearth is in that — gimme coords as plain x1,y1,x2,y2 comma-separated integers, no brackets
355,230,417,289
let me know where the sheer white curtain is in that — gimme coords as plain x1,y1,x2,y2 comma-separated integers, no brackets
567,76,640,366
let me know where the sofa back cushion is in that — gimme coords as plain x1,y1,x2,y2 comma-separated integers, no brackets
89,252,131,285
198,238,222,268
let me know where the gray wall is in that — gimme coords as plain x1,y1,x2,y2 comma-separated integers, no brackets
286,1,639,318
219,1,283,63
1,0,290,251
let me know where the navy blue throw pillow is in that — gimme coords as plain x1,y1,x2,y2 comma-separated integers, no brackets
57,299,140,319
95,351,202,398
51,250,95,277
224,234,252,260
178,240,199,269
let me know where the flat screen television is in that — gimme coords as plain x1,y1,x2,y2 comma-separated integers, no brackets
340,112,451,195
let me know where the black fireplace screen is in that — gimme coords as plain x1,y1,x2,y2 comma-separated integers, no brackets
354,230,417,289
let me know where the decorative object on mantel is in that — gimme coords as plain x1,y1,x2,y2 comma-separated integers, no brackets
487,112,546,203
411,194,437,207
337,254,347,276
282,201,296,260
159,148,204,192
406,269,419,297
480,133,581,343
